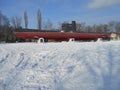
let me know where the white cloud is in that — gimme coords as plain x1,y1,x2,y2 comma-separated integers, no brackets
88,0,120,9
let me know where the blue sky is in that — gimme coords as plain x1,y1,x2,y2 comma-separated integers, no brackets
0,0,120,29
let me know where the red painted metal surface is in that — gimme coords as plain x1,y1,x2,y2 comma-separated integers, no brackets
15,32,110,41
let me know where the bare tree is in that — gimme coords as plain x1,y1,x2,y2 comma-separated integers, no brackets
58,22,62,30
108,21,116,32
102,24,108,33
43,19,53,30
37,9,42,30
11,16,22,29
24,11,28,29
115,22,120,33
0,11,2,26
0,11,14,42
0,11,9,27
76,23,81,32
16,16,21,28
80,22,86,32
86,26,92,33
11,17,16,29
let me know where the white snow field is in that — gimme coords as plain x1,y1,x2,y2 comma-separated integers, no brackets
0,41,120,90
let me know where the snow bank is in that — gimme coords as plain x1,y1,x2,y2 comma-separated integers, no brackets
0,41,120,90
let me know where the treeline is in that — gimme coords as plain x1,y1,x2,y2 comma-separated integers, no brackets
0,9,42,42
0,10,120,42
76,21,120,33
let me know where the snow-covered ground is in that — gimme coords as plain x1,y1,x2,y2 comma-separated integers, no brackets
0,41,120,90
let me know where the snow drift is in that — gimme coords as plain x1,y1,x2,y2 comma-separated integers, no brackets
0,41,120,90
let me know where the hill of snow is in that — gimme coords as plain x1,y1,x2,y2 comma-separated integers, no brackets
0,41,120,90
